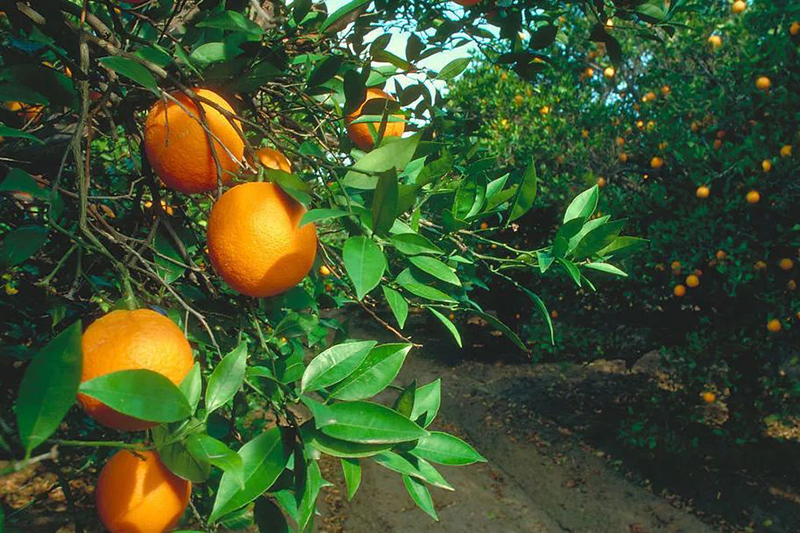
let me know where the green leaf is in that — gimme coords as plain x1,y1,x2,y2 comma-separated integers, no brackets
382,286,409,329
187,434,244,488
507,158,537,223
437,58,471,80
16,322,82,455
558,258,582,287
299,395,338,428
79,369,191,423
529,24,558,49
299,208,348,228
409,256,461,286
428,308,461,348
301,424,392,458
300,340,376,393
390,233,443,255
330,344,412,401
0,168,49,199
210,427,289,522
584,262,629,277
343,236,386,300
410,380,440,428
254,498,289,533
98,57,159,94
403,475,438,521
597,236,648,258
395,269,456,303
308,55,344,86
372,452,452,491
410,431,486,465
472,310,527,353
341,458,361,500
155,426,211,483
393,381,416,418
206,343,247,414
180,363,202,414
0,226,48,268
563,186,599,223
371,170,399,236
573,219,626,260
154,230,185,284
197,10,264,34
521,289,554,344
296,457,325,532
0,124,43,143
320,0,371,33
266,169,311,205
320,401,428,444
342,135,420,189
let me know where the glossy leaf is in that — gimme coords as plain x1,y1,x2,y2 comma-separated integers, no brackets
342,135,420,189
79,369,191,423
254,498,290,533
0,226,48,268
410,431,486,465
155,426,211,483
16,322,82,455
390,233,443,256
98,57,159,93
563,186,599,223
343,237,386,300
179,363,202,414
301,424,392,458
371,170,399,236
395,269,457,303
300,340,376,393
320,0,371,33
329,344,412,401
584,262,628,277
206,343,247,414
428,308,462,348
341,458,361,500
299,208,348,228
382,286,409,329
187,434,244,488
507,158,538,223
437,57,471,80
409,256,461,286
522,288,554,345
320,401,428,444
410,380,440,428
403,475,438,521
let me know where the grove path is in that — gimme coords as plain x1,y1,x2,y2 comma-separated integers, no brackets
315,319,716,533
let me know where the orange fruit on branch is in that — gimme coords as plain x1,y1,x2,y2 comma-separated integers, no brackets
254,147,292,173
767,319,782,333
707,34,722,48
732,0,746,14
779,258,794,271
345,88,405,151
701,391,716,404
207,182,317,297
755,76,771,91
685,274,700,288
650,156,664,169
144,88,244,194
673,284,686,297
696,185,710,198
746,190,760,204
96,450,191,533
80,309,194,431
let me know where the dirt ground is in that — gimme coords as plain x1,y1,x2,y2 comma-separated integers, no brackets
3,313,800,533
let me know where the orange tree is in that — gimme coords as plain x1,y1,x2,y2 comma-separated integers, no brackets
447,0,800,448
0,0,650,530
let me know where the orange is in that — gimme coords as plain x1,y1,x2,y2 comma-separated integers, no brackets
144,89,244,194
539,105,550,115
716,250,727,260
685,274,700,288
767,319,782,333
713,139,723,150
597,177,606,188
732,0,746,13
550,310,558,319
345,88,405,151
319,265,331,276
514,94,524,106
754,260,767,270
619,152,628,163
616,136,625,147
791,22,800,36
5,101,43,124
254,147,292,173
661,85,671,96
603,67,616,79
780,145,792,157
746,190,760,204
708,35,722,48
671,260,682,271
761,159,772,172
788,279,797,291
207,182,317,297
674,284,686,297
755,76,771,91
80,309,194,431
582,129,589,138
701,391,716,404
97,450,191,533
779,258,794,271
650,156,664,169
584,67,594,78
479,221,489,230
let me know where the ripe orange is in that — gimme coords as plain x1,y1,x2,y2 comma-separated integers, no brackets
597,177,606,188
708,35,722,48
791,22,800,36
479,221,489,230
761,159,772,172
616,136,625,147
661,85,671,96
550,310,558,319
788,280,797,291
207,182,317,297
539,105,551,115
254,147,292,173
780,144,792,157
346,88,405,151
584,67,594,78
603,67,616,79
319,265,331,276
732,0,746,14
716,250,727,260
514,94,524,106
779,258,794,271
636,120,645,130
746,190,760,204
582,129,590,138
767,319,782,333
5,101,43,124
80,309,194,431
97,450,191,533
754,260,767,271
650,156,664,169
671,260,682,271
674,284,686,297
144,89,244,194
619,152,628,163
755,76,771,91
685,274,700,288
645,91,656,102
713,139,723,150
701,391,716,404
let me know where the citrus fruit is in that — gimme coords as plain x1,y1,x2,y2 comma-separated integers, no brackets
716,250,727,260
650,156,664,169
767,319,782,333
701,391,716,404
746,190,760,204
671,260,682,271
779,258,794,271
584,67,594,78
732,0,746,14
514,94,524,106
604,67,616,79
96,450,191,533
780,144,792,157
761,159,772,172
597,177,606,188
755,76,771,90
686,274,700,288
619,152,628,163
708,34,722,47
144,88,244,194
207,182,317,297
661,85,671,96
539,105,550,115
254,147,292,173
696,185,710,198
319,265,331,276
791,22,800,36
345,88,405,151
5,101,43,124
79,309,194,431
674,284,686,297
